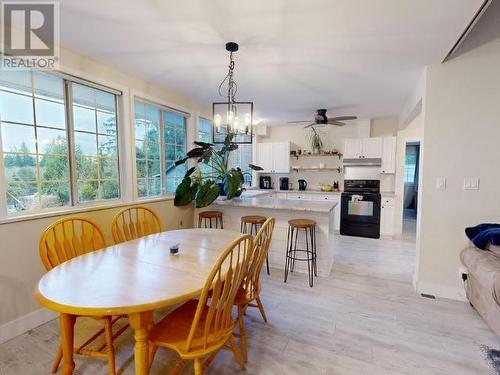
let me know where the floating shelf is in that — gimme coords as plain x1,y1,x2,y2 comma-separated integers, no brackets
291,152,342,160
292,166,343,173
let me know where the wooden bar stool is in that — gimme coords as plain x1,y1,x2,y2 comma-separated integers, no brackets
198,210,224,229
241,215,270,275
284,219,317,287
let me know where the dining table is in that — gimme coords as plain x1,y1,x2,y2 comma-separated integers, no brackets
34,228,245,375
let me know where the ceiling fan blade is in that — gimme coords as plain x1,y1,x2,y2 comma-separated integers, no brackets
329,116,357,121
303,123,316,128
328,121,346,126
288,120,312,123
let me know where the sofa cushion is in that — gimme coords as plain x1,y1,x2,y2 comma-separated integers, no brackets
461,246,500,291
487,244,500,258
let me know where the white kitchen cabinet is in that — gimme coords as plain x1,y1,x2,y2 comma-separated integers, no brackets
343,137,382,159
286,192,313,200
381,137,396,174
312,194,341,230
380,197,395,236
362,138,382,158
256,142,290,173
343,139,363,159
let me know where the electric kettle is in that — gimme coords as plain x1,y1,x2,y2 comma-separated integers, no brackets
298,179,308,191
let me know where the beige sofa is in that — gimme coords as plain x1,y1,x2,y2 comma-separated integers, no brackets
461,245,500,336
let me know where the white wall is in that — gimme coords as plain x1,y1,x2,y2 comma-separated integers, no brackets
370,116,399,137
0,46,208,338
416,37,500,300
394,113,422,235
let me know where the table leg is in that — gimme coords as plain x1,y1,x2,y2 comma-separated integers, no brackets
59,313,76,375
129,311,154,375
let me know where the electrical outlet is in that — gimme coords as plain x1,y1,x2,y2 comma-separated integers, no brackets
463,177,480,190
436,177,446,190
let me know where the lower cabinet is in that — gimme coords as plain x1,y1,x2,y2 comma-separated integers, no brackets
380,197,395,236
312,194,341,231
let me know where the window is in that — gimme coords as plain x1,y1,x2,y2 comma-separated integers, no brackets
197,117,213,178
0,70,121,215
72,83,119,202
134,100,187,197
404,145,419,183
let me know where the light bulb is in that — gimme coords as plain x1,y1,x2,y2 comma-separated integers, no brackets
244,113,251,126
227,110,234,124
214,114,222,131
234,116,240,132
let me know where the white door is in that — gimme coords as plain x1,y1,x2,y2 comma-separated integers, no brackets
257,143,273,173
381,137,396,174
272,142,290,173
380,202,395,236
343,139,363,159
362,138,382,158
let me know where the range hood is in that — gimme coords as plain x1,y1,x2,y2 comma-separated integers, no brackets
343,157,382,167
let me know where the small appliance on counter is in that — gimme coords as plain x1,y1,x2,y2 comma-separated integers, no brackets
279,177,289,190
298,179,308,191
259,175,272,189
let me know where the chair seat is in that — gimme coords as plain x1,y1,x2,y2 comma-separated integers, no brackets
288,219,316,228
148,300,233,358
199,211,223,219
241,215,266,225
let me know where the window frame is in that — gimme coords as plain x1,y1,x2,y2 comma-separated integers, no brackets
0,69,124,218
132,95,190,200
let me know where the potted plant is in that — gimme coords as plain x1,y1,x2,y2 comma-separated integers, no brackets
309,127,324,154
173,133,262,208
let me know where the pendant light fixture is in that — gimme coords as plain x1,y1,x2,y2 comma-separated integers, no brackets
212,42,253,144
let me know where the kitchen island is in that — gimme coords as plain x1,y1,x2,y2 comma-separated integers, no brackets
196,192,338,277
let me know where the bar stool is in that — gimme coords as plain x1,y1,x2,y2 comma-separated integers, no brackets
240,215,270,275
198,210,224,229
284,219,317,287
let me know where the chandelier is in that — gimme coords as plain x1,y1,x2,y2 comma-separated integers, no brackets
212,42,253,144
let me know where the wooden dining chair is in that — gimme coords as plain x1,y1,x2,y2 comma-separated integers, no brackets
234,217,275,362
148,234,254,375
39,217,127,375
111,205,161,244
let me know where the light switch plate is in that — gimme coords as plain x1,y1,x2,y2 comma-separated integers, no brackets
436,177,446,190
464,177,480,190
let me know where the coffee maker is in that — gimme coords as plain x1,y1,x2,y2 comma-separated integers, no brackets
279,177,289,190
259,175,272,189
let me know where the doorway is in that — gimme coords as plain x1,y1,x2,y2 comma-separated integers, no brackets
403,142,420,240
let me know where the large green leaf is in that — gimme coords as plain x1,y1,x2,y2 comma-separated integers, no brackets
224,169,244,199
195,181,220,208
174,177,197,206
248,163,263,171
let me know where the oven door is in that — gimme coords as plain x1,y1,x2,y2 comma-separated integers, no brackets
340,193,381,238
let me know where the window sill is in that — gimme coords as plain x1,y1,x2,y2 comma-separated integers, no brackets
0,195,175,225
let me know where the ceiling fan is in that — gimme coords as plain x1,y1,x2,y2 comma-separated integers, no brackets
288,109,357,128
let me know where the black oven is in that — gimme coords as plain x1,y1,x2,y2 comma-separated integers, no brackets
340,180,381,238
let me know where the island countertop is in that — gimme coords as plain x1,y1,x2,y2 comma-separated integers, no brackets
212,196,337,213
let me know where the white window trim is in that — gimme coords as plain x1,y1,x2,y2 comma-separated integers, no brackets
130,89,193,201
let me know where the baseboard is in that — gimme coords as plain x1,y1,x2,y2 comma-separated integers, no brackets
416,281,467,302
0,308,57,345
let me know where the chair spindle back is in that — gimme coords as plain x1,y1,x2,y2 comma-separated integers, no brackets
111,206,161,244
186,234,253,351
39,217,107,271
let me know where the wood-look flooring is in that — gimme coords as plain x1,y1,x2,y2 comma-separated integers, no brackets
1,234,498,374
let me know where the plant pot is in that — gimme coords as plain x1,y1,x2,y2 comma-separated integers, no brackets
218,182,227,196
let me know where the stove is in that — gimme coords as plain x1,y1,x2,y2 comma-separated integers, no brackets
340,179,381,238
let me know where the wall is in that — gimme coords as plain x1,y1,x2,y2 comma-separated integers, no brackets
0,46,208,340
416,37,500,300
370,116,399,137
394,113,422,235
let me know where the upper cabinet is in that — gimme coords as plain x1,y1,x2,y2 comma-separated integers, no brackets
381,137,396,174
257,141,290,173
343,137,382,159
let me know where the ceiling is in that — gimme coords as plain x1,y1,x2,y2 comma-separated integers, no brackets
59,0,484,124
